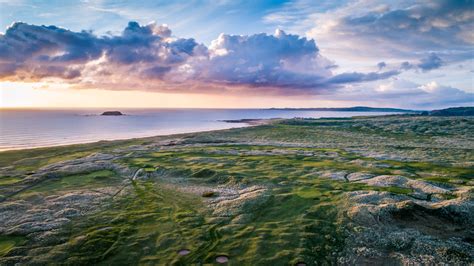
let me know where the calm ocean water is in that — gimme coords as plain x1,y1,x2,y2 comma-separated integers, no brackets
0,109,398,151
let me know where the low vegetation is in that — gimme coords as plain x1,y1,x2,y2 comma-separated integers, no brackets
0,115,472,264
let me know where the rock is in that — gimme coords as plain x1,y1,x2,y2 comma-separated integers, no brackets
384,231,415,251
357,175,449,194
8,218,69,234
101,111,123,116
341,189,474,265
31,230,67,246
347,190,410,205
409,192,430,200
211,186,269,217
346,172,375,182
0,201,28,212
320,171,348,181
54,208,81,218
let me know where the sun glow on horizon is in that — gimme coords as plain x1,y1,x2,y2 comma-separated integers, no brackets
0,81,342,109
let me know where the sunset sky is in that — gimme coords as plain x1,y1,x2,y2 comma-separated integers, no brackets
0,0,473,109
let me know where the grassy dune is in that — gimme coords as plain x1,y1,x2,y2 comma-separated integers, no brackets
0,115,473,264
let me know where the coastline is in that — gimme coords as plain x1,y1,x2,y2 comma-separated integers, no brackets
0,121,255,153
0,114,472,264
0,109,409,152
0,118,280,153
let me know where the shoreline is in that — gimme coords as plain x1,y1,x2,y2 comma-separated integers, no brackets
218,118,279,125
0,112,417,153
0,114,389,153
0,120,267,153
0,110,412,153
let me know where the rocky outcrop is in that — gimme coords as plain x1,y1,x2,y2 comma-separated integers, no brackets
340,189,474,264
357,175,450,196
101,111,123,116
0,190,109,236
346,172,375,182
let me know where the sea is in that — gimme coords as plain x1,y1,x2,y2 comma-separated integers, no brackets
0,108,399,151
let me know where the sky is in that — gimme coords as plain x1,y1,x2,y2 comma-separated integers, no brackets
0,0,473,109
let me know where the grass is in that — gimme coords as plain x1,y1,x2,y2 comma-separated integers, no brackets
47,181,211,265
0,236,26,257
0,176,22,186
1,115,473,264
14,170,119,198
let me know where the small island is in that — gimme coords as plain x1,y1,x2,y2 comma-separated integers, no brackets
101,111,124,116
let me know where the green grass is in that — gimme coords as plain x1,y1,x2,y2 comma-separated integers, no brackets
1,115,473,264
46,181,211,265
15,170,119,198
0,236,26,257
0,176,22,186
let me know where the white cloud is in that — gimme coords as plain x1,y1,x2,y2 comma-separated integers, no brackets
329,79,474,108
1,20,472,108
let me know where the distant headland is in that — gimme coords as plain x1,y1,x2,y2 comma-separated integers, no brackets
423,107,474,116
268,106,419,113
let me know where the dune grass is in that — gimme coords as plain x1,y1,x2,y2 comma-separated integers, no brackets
0,115,472,264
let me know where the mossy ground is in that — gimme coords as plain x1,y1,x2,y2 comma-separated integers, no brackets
0,115,472,264
0,176,22,186
0,236,26,257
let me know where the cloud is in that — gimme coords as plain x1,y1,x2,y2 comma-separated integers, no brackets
0,21,470,108
327,70,400,84
0,21,400,93
329,79,474,108
0,23,102,64
105,21,198,66
301,0,474,64
188,29,333,89
396,54,445,72
417,53,443,71
400,61,414,70
377,62,386,70
0,21,201,82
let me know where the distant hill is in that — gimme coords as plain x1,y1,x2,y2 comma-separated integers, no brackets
268,106,418,113
425,107,474,116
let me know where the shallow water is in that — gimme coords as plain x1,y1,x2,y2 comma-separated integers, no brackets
0,108,398,151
